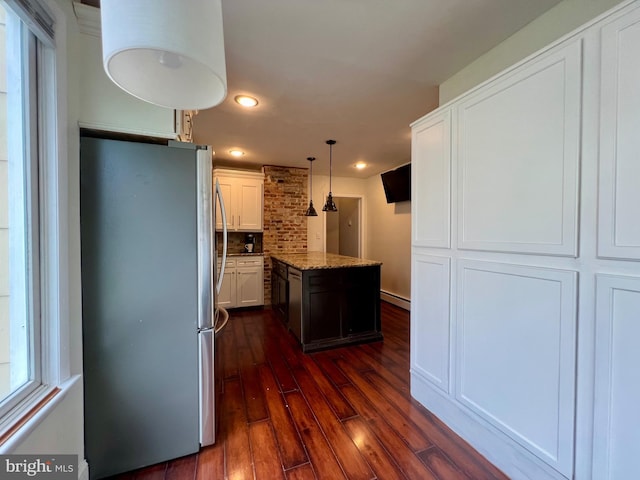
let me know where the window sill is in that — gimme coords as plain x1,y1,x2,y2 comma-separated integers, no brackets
0,375,81,453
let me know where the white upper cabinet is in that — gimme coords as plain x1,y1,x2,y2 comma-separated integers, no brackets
456,40,582,257
214,169,264,232
411,110,451,248
74,4,177,138
598,5,640,260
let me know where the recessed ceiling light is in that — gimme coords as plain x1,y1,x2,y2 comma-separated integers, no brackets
234,95,258,107
355,162,367,170
229,150,245,157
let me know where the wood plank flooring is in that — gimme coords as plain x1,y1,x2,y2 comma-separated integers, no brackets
112,302,508,480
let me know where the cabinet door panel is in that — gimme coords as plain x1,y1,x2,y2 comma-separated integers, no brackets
217,270,235,308
412,110,451,248
237,267,263,307
306,290,342,343
237,181,263,231
593,274,640,479
411,254,450,393
344,268,380,336
456,260,576,476
598,7,640,260
457,40,581,256
215,179,234,230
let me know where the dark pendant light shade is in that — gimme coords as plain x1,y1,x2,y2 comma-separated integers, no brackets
305,156,318,216
322,140,338,212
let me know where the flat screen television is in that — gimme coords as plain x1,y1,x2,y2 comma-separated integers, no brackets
380,163,411,203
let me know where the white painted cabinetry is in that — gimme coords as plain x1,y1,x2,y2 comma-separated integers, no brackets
236,258,265,307
410,254,450,392
411,110,451,248
592,6,640,479
410,2,640,479
597,6,640,261
593,275,640,479
456,40,581,257
217,256,264,308
216,259,236,308
213,169,264,232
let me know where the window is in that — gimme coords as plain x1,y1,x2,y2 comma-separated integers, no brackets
0,0,59,426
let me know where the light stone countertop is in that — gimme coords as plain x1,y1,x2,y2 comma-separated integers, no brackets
270,252,382,271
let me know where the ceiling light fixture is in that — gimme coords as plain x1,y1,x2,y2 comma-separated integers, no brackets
355,162,367,170
322,140,338,212
304,157,318,217
229,150,245,157
100,0,227,110
234,95,259,107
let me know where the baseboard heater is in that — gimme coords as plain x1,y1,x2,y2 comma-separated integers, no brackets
380,290,410,311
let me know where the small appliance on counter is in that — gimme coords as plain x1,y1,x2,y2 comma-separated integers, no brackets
244,233,255,253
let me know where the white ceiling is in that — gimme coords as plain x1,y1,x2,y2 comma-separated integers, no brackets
190,0,564,177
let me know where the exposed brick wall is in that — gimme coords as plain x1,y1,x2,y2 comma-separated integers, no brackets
263,166,308,304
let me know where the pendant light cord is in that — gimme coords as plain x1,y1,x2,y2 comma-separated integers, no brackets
310,160,314,198
329,143,332,193
327,139,336,193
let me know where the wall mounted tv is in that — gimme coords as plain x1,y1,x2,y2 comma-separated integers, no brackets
380,163,411,203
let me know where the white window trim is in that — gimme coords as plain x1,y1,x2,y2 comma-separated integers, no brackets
37,1,70,387
0,0,72,444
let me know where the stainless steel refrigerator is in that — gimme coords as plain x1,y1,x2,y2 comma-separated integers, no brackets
80,137,228,479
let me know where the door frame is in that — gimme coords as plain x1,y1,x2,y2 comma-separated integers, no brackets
322,193,365,258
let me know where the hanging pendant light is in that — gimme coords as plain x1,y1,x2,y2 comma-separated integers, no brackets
101,0,227,110
322,140,338,212
305,157,318,216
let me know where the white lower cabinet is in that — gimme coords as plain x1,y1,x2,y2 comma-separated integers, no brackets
217,259,236,308
593,275,640,479
217,257,264,309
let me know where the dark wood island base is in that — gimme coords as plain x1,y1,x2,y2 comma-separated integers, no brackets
271,252,383,353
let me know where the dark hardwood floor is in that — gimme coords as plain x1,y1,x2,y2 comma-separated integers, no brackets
113,302,508,480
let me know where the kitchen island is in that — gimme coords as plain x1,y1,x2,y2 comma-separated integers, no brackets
271,252,383,352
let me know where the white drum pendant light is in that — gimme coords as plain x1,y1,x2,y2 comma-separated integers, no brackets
101,0,227,110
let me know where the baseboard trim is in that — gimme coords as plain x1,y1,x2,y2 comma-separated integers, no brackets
78,459,89,480
410,373,568,480
380,290,410,311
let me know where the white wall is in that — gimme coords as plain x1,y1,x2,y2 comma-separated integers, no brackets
365,173,411,302
306,172,412,304
307,174,368,254
337,198,360,258
439,0,626,104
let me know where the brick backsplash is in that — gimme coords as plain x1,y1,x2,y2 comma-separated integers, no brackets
263,166,308,304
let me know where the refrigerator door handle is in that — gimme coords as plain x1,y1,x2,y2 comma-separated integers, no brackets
197,149,214,331
198,329,215,446
215,178,228,295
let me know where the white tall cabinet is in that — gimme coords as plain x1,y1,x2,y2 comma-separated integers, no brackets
410,2,640,479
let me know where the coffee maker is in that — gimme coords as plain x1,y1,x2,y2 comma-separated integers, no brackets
244,234,255,253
